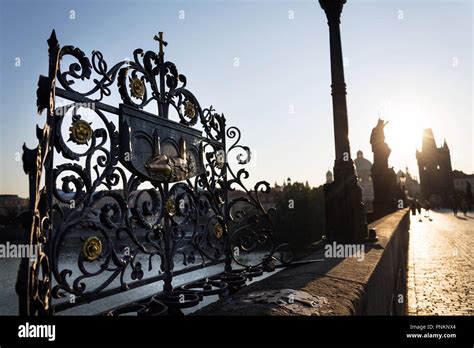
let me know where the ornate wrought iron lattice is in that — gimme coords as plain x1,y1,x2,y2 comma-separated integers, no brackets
17,30,292,316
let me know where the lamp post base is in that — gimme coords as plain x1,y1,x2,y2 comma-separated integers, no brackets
324,162,372,244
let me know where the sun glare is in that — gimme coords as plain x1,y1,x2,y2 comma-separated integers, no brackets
382,102,429,172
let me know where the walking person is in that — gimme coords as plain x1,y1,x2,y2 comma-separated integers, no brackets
424,200,431,220
461,199,468,217
416,199,422,222
452,195,458,216
410,200,417,217
466,182,473,212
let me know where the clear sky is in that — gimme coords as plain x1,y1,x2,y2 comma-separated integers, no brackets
0,0,472,197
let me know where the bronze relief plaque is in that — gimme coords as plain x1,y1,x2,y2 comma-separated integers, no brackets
119,104,204,183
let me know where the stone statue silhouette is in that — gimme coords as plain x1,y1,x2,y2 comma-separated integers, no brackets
370,118,397,218
370,118,390,169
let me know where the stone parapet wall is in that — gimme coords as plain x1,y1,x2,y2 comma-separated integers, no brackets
195,209,410,315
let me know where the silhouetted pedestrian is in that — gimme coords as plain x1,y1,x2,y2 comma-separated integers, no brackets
452,196,458,216
424,200,431,219
416,200,422,222
461,199,468,217
466,182,472,212
410,201,417,216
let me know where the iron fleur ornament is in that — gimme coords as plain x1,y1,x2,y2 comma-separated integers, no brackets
184,101,196,119
129,77,145,100
165,197,176,216
214,223,224,240
82,236,103,262
68,116,93,145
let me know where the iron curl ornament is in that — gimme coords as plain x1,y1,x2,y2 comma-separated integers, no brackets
17,30,292,316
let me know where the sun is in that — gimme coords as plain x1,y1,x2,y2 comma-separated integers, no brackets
385,111,424,151
381,103,429,172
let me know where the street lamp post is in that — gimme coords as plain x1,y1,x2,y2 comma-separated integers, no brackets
319,0,373,243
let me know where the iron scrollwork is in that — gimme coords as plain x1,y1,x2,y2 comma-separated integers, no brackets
17,30,290,316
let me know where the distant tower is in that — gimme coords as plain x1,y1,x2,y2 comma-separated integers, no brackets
326,170,333,184
416,129,454,205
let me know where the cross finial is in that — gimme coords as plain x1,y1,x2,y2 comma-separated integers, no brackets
153,32,168,58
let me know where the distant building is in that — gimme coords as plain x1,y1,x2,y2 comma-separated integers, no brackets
325,170,333,184
396,167,421,199
416,129,454,205
452,170,474,193
354,150,374,212
0,194,28,216
229,188,278,212
273,181,284,193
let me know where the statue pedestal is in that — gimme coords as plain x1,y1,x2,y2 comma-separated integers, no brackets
371,166,398,219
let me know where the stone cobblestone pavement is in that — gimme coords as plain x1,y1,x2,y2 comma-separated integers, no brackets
407,209,473,315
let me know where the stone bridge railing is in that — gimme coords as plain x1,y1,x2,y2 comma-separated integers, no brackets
195,209,410,315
